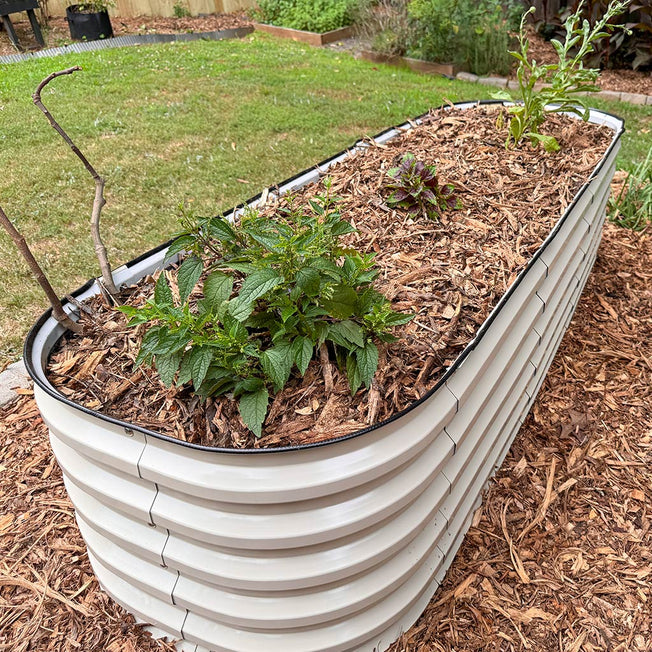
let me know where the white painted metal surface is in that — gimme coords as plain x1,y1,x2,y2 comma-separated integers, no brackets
26,104,623,652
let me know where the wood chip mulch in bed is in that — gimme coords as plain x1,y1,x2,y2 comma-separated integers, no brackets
45,105,613,449
1,221,650,650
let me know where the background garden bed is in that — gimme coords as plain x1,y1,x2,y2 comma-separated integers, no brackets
253,22,352,46
358,50,459,77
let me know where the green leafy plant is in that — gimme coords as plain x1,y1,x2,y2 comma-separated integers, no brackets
608,150,652,230
252,0,359,33
493,0,631,152
352,0,413,57
546,0,651,71
172,0,191,18
119,185,412,437
385,153,459,219
406,0,518,75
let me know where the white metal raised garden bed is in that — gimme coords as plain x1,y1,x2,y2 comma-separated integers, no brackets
25,101,624,652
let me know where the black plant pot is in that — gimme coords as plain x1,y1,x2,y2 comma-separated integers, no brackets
66,5,113,41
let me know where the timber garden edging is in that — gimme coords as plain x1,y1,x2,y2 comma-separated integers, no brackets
252,22,352,46
25,101,623,652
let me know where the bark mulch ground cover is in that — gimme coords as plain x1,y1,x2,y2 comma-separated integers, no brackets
44,105,612,449
0,221,649,650
0,12,252,56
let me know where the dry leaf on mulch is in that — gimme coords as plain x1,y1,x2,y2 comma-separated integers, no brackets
1,222,649,651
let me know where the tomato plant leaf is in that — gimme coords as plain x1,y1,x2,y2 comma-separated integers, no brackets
292,336,313,376
322,285,357,319
229,269,283,322
156,351,182,387
154,273,174,306
328,320,365,348
189,346,213,390
260,343,293,391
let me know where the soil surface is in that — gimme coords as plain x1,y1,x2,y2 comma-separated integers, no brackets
46,105,613,449
522,28,652,96
1,222,649,651
0,12,251,56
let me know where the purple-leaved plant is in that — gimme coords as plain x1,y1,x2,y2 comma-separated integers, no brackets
385,153,459,220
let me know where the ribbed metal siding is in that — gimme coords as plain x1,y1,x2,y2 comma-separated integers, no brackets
31,106,622,652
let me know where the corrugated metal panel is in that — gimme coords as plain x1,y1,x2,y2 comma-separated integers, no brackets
162,487,449,591
30,106,623,652
444,291,543,447
64,475,168,565
526,190,606,405
78,514,178,602
88,550,188,639
172,498,449,630
138,385,457,504
49,432,156,523
149,442,452,549
443,329,540,490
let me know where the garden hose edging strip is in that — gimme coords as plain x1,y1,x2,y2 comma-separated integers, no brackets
0,26,253,64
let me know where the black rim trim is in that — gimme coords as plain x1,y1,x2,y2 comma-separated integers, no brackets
24,99,625,455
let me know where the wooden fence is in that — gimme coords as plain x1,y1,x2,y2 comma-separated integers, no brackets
45,0,254,18
36,1,572,30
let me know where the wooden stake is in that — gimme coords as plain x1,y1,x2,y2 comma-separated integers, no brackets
32,66,119,298
0,204,81,333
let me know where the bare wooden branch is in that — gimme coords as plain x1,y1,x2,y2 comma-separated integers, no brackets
33,66,119,298
0,204,82,333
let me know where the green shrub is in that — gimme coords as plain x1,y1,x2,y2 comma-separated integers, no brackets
120,185,412,437
406,0,519,76
252,0,359,32
353,0,413,56
173,0,191,18
609,151,652,230
75,0,115,12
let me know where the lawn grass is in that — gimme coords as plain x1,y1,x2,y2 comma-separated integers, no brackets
0,34,650,366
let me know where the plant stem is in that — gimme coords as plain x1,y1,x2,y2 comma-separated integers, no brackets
32,66,119,298
319,343,334,393
0,204,82,333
